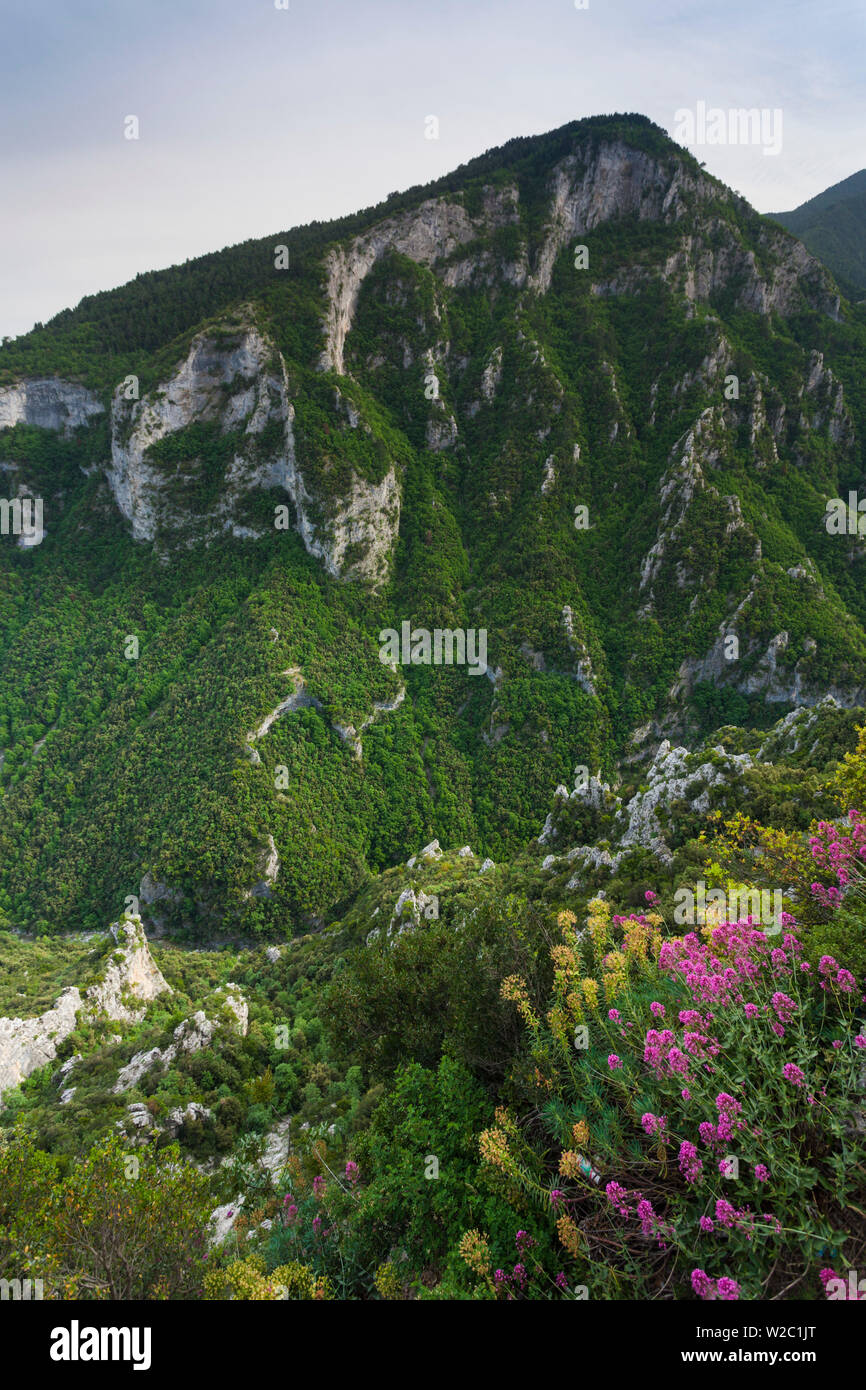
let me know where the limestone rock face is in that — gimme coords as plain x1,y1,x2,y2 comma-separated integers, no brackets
248,835,280,900
616,742,753,866
108,321,292,544
302,463,400,588
209,1198,244,1245
213,986,249,1037
261,1116,292,1172
519,136,839,324
113,987,248,1094
529,141,706,295
0,987,82,1100
678,631,866,710
539,736,758,886
114,1046,165,1094
126,1102,153,1130
638,408,760,605
366,886,440,947
319,188,521,375
0,378,104,435
82,916,172,1025
165,1101,213,1138
105,314,401,585
0,916,171,1101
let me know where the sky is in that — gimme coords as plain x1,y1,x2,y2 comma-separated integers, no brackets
1,0,863,339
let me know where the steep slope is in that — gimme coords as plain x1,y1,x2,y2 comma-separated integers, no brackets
2,113,866,937
771,169,866,299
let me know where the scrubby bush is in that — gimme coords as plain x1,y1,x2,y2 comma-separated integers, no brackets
0,1130,211,1299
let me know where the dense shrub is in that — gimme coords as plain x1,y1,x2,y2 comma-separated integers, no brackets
0,1130,211,1299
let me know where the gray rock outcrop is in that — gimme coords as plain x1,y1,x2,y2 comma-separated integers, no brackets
0,378,104,435
0,916,170,1102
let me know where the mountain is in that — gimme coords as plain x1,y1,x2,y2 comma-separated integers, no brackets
1,113,865,1310
771,169,866,299
1,112,866,940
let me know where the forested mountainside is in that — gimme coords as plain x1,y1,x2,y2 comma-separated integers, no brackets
1,115,865,1305
1,113,866,939
772,168,866,300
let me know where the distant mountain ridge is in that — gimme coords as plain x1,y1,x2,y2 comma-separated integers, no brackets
771,168,866,298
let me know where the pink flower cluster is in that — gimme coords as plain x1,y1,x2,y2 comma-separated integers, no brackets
493,1262,529,1295
815,955,858,995
678,1140,703,1184
641,1111,667,1139
691,1268,741,1300
604,1181,671,1247
643,1026,709,1080
809,810,866,907
659,922,802,1007
697,1092,747,1152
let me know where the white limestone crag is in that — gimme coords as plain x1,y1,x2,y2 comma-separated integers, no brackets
0,925,244,1108
616,741,753,866
319,188,521,375
261,1116,293,1172
114,1046,165,1094
113,986,248,1094
538,737,758,883
366,885,440,948
165,1102,213,1138
676,622,866,712
639,408,759,606
756,696,841,762
209,1197,244,1245
247,834,280,900
108,321,292,544
0,987,82,1100
303,463,400,589
81,915,172,1026
529,142,707,295
108,316,402,585
0,916,170,1101
562,605,598,695
0,378,104,435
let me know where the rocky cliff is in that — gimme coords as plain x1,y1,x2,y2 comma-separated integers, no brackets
0,917,170,1100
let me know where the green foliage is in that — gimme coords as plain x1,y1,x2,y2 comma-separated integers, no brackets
322,891,552,1080
0,1128,211,1299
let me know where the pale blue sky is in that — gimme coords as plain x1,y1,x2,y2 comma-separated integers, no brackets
1,0,863,338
